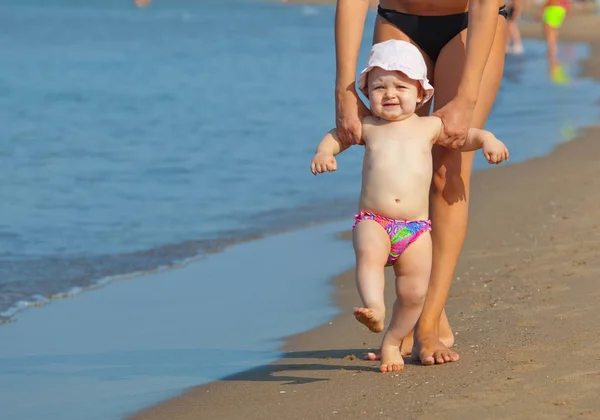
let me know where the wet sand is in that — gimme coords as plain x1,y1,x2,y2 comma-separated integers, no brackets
129,12,600,420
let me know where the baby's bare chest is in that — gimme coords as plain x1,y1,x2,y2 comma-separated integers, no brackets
364,135,432,167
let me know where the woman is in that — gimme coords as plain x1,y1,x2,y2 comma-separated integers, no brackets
334,0,507,365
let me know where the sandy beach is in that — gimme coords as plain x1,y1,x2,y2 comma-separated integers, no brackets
129,10,600,420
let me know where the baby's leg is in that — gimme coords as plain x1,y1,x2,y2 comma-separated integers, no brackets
352,220,391,333
380,232,432,372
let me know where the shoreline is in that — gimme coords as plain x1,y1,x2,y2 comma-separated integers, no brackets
129,11,600,420
0,216,353,325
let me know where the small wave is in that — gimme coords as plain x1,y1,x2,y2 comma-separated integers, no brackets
301,6,319,16
0,295,50,323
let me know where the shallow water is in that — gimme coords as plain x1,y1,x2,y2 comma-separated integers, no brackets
0,220,353,420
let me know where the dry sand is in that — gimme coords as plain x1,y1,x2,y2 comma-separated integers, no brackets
129,11,600,420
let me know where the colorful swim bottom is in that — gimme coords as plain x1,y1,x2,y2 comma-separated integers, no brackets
352,211,432,267
543,5,566,29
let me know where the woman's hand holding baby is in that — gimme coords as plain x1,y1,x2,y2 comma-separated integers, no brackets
310,153,338,175
433,97,473,149
336,88,370,148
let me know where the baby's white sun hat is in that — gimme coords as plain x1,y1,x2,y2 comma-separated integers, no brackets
358,39,434,106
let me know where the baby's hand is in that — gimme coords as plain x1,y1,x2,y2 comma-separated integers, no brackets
482,136,509,165
310,152,337,175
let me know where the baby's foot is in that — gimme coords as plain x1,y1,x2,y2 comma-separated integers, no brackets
353,307,384,333
380,341,404,373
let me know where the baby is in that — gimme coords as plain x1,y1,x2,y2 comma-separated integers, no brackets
310,40,508,372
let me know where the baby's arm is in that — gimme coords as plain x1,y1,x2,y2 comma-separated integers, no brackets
428,117,508,164
310,129,350,175
460,128,510,164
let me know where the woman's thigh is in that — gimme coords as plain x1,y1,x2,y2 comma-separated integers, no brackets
431,15,507,187
433,16,507,128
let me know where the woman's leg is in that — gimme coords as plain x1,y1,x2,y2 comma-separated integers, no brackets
412,14,507,365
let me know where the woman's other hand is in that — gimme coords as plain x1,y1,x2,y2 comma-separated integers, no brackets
335,88,370,148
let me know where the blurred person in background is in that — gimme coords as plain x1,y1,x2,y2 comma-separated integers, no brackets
506,0,525,54
135,0,151,8
539,0,570,61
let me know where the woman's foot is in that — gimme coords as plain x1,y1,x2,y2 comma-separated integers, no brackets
411,334,459,365
379,340,405,372
400,325,454,356
364,317,454,360
353,307,384,333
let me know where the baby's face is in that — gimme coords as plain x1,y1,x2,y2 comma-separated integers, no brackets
367,68,423,121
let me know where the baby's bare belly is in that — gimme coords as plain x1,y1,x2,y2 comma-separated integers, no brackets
358,143,433,221
358,181,430,221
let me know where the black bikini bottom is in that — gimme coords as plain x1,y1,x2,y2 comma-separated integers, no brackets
377,5,508,62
